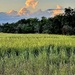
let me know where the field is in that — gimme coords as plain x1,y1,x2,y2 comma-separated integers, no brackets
0,33,75,75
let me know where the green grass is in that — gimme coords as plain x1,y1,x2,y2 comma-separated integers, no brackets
0,33,75,75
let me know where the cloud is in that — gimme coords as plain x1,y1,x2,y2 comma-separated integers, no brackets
0,12,27,24
30,9,52,19
25,0,38,8
0,9,52,23
18,7,31,16
52,5,63,16
0,5,64,23
17,0,38,16
7,10,18,16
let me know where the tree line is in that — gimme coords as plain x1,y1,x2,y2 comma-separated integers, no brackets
0,7,75,35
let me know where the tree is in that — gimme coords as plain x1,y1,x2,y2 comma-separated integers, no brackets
0,7,75,35
62,25,73,35
40,17,48,33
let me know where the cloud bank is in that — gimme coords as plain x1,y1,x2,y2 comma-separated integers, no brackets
0,9,52,23
0,2,64,24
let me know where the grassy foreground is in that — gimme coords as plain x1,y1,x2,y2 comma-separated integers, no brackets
0,33,75,75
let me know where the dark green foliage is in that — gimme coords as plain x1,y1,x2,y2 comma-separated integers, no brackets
32,48,39,57
6,48,11,58
66,47,71,58
24,50,29,60
57,46,60,54
0,48,2,59
15,50,19,56
73,47,75,54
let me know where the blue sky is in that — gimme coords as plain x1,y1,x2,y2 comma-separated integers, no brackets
0,0,75,12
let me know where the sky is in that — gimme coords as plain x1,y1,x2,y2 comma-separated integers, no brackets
0,0,75,12
0,0,75,23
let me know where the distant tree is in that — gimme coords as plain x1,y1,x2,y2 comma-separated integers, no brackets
17,19,26,24
52,15,63,34
62,25,73,35
64,7,75,26
40,17,48,33
42,18,53,34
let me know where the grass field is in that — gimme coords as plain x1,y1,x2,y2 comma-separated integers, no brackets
0,33,75,75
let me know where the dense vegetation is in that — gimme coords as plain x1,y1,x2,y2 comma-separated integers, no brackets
0,7,75,35
0,33,75,75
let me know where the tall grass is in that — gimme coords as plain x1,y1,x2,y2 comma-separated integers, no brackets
0,33,75,75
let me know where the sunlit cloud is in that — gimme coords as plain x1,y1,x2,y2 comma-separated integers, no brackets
7,10,18,16
25,0,38,8
18,7,31,16
18,0,38,16
52,5,63,16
